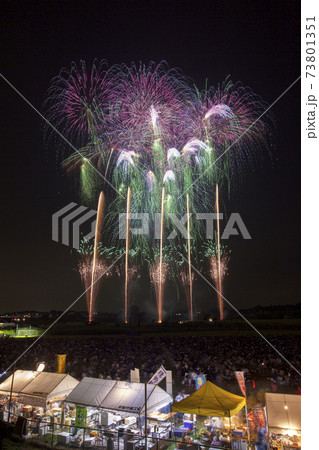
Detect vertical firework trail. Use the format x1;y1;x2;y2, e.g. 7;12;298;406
89;191;105;323
125;187;131;324
187;194;193;321
158;186;165;323
215;184;223;320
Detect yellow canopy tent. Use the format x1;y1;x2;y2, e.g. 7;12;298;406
171;381;245;417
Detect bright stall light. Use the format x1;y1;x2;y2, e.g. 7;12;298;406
37;362;45;372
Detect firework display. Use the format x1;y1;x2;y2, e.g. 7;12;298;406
89;191;105;323
77;239;113;318
215;184;223;320
205;241;230;320
46;60;272;322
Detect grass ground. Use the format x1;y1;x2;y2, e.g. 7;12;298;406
0;328;43;338
45;318;300;338
2;439;31;449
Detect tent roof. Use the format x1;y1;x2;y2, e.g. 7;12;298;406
0;370;79;400
171;381;245;417
65;377;173;415
265;393;301;435
0;370;38;394
66;378;117;408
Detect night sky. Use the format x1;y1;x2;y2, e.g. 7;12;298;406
0;0;300;316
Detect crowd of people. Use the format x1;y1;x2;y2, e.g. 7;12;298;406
161;334;301;392
0;333;300;395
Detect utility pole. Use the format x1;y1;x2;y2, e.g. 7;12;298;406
7;364;16;423
144;382;147;450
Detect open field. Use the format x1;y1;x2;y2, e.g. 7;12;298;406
45;318;301;338
0;328;43;338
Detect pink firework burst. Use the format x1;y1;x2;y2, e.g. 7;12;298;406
45;59;116;148
185;79;273;174
112;61;192;151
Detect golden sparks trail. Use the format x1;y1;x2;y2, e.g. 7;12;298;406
124;186;131;324
158;186;165;323
89;191;105;323
186;193;193;321
215;184;223;320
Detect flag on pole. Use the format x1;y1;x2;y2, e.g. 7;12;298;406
148;366;166;385
130;368;140;383
235;371;246;397
56;354;67;374
75;406;87;427
195;375;206;390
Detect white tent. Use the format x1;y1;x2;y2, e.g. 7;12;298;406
65;377;173;415
66;378;116;408
265;393;301;436
0;370;79;408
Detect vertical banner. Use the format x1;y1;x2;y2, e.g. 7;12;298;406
166;370;173;396
75;406;87;428
130;368;140;383
148;365;166;385
235;371;250;443
56;354;67;374
195;375;206;390
253;404;266;428
235;371;246;397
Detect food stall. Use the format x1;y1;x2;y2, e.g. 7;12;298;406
172;381;247;449
265;393;301;449
63;377;173;447
0;369;79;434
